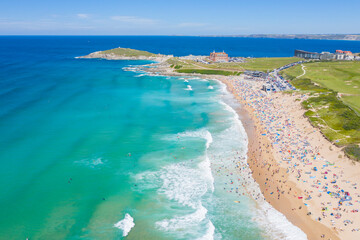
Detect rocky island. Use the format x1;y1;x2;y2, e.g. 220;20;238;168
76;47;173;62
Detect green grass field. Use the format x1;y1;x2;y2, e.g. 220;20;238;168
238;57;302;72
100;47;157;57
282;61;360;113
166;58;197;69
176;69;241;76
281;61;360;161
167;57;302;76
193;57;302;72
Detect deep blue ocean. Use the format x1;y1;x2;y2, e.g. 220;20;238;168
1;36;360;240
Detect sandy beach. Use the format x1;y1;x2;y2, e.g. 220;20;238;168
141;62;360;239
218;75;360;240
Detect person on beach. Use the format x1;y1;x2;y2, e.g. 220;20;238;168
222;76;359;239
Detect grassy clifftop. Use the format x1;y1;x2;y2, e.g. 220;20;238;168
281;61;360;161
238;57;302;72
282;61;360;113
167;56;302;76
100;47;157;57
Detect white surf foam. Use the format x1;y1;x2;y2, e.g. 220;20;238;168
135;159;214;239
134;73;146;77
154;127;216;238
132;170;161;191
208;86;214;90
74;157;105;168
122;66;140;73
197;221;215;240
174;128;214;191
176;128;213;149
92;157;104;166
217;93;307;240
185;85;193;91
254;201;308;240
158;163;208;209
156;204;208;231
114;213;135;237
199;79;209;82
198;155;215;192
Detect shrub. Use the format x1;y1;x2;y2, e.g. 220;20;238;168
344;144;360;161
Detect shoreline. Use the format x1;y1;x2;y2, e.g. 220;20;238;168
83;57;360;239
130;63;339;239
142;64;360;239
218;75;360;240
221;79;340;240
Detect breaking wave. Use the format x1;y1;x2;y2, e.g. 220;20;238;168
114;213;135;237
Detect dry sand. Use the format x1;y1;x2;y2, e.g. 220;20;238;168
218;75;360;240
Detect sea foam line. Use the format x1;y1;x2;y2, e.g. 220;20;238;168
176;128;213;149
156;205;208;231
155;161;214;238
185;85;193;91
218;84;307;240
154;128;215;238
175;128;214;191
197;221;215;240
114;213;135;237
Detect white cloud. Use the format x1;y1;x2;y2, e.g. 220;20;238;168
77;14;89;19
110;16;157;25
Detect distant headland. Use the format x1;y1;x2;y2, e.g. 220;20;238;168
76;47;173;61
203;34;360;41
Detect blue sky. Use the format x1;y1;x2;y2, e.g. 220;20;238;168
0;0;359;35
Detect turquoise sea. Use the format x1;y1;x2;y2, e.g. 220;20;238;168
1;36;359;239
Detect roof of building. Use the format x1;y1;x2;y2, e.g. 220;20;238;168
210;51;228;55
336;50;352;55
295;49;319;54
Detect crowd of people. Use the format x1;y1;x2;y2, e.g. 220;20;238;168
220;76;360;239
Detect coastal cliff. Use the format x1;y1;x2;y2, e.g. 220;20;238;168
76;47;172;62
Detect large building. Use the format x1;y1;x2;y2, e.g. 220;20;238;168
209;51;229;62
336;50;353;55
335;50;355;60
294;50;320;59
320;52;336;60
295;49;356;60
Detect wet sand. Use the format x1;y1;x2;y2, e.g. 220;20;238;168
233;91;340;240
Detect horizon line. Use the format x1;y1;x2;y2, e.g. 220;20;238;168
0;33;360;37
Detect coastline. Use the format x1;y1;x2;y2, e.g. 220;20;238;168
81;56;360;239
221;79;340;240
141;64;360;239
217;76;360;240
129;64;339;239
